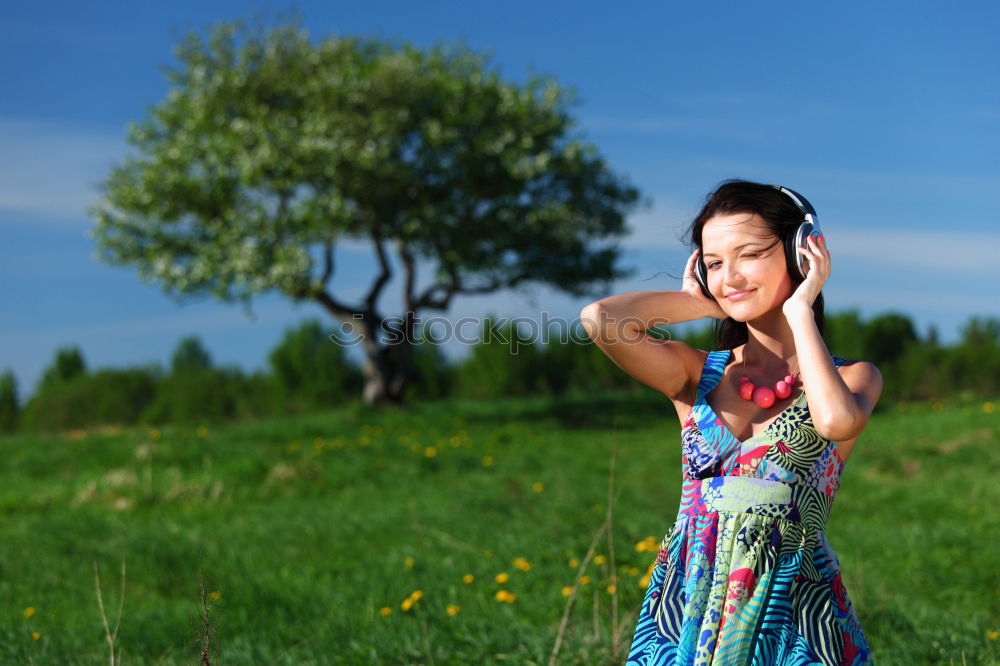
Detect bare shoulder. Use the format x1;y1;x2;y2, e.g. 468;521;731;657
664;341;709;401
832;358;884;461
665;344;710;424
836;358;884;399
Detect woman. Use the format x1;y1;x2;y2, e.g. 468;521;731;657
580;180;881;665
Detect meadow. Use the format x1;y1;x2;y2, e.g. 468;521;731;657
0;388;997;665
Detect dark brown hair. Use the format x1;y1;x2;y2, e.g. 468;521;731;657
684;179;826;351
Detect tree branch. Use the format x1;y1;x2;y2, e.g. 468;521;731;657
396;237;416;313
320;235;335;287
364;217;393;313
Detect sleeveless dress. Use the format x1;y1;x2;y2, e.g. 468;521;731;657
627;350;873;665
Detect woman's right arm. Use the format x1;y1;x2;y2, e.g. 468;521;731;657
579;249;726;400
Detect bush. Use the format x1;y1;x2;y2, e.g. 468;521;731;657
268;318;363;413
0;369;19;433
403;335;454;402
22;365;162;432
140;366;249;426
453;316;545;400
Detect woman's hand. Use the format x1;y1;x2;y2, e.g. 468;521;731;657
782;234;829;319
682;248;728;320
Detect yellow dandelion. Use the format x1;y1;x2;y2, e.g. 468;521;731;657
579;576;590;585
379;606;393;616
462;573;474;584
32;632;40;641
607;584;617;594
450;436;462;447
405;556;414;569
446;604;461;616
513;557;531;571
149;428;160;440
495;589;517;603
986;630;998;640
594;555;606;564
482;455;494;467
532;481;544;493
639;560;657;588
495;572;509;583
23;607;35;618
561;586;573;597
424;446;437;458
401;589;423;611
628;566;640;576
196;426;209;438
568;558;579;568
984;401;995;414
209;591;221;600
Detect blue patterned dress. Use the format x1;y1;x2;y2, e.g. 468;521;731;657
627;349;873;665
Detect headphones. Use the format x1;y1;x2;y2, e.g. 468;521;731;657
694;185;824;299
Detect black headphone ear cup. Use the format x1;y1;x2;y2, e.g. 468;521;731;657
784;225;802;280
784;221;818;280
695;252;712;298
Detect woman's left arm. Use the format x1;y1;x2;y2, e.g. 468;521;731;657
785;307;883;441
782;234;884;442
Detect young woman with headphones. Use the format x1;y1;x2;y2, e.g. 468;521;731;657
581;179;881;664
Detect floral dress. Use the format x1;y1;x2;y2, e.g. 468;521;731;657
627;349;873;665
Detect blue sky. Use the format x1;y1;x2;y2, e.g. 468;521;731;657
2;1;998;398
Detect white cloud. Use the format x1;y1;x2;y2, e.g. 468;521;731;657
0;299;300;348
620;192;1000;277
0;117;126;224
618;195;698;250
827;226;1000;274
829;283;995;313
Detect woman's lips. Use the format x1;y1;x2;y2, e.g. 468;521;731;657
726;289;755;301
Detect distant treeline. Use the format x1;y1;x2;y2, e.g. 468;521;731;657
0;310;997;433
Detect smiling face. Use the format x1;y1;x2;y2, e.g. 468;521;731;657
701;211;793;321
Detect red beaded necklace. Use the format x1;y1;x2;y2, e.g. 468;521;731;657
737;347;800;409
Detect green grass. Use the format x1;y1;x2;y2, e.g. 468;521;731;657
0;390;997;664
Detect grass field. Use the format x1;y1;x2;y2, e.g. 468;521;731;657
1;389;997;664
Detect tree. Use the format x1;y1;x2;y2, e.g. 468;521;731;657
171;335;213;373
268;318;361;410
38;346;87;393
862;312;919;367
959;316;1000;347
0;369;18;432
88;17;643;406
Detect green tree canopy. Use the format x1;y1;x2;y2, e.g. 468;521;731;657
89;17;644;405
38;346;87;393
0;369;19;432
268;318;361;409
171;335;213;373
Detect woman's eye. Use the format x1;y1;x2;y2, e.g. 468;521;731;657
742;253;757;258
707;261;720;270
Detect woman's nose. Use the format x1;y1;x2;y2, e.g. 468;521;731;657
724;264;745;285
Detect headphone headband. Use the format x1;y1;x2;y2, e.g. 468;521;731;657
694;183;824;299
771;185;818;221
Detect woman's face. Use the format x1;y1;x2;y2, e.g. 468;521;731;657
701;211;792;321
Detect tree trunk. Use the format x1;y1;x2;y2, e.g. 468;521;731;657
359;335;419;407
